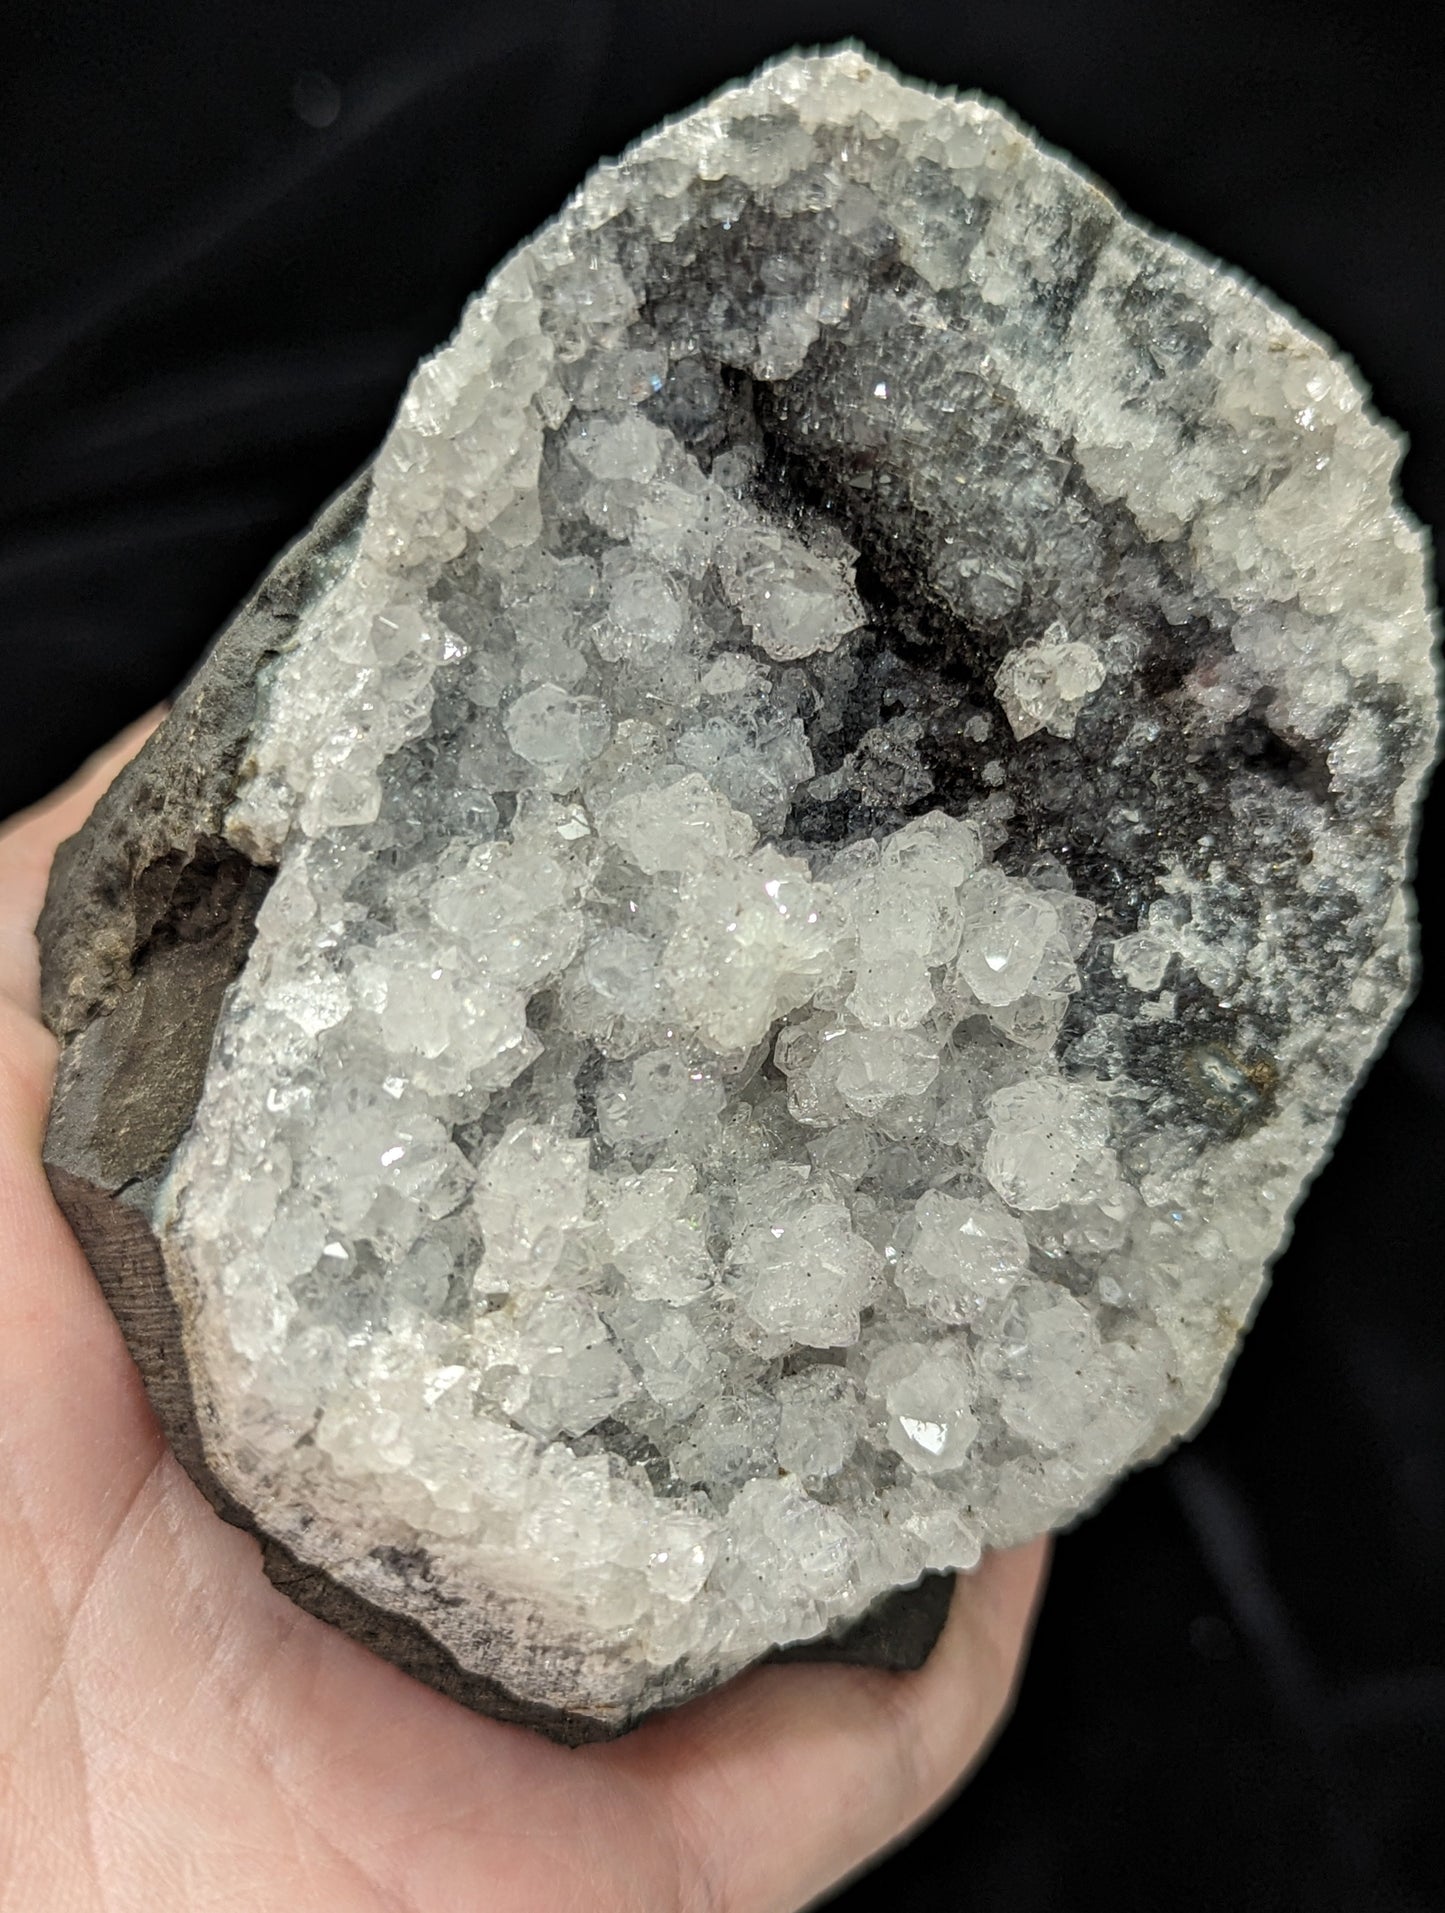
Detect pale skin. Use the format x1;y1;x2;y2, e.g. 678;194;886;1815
0;716;1049;1913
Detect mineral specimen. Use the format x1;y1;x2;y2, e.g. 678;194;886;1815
40;47;1440;1735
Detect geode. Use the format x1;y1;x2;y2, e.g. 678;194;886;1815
40;48;1440;1735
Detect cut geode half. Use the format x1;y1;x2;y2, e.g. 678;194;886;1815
40;47;1440;1734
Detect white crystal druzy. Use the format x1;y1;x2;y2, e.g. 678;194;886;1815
158;49;1438;1723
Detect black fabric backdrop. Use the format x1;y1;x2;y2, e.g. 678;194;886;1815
3;4;1440;1907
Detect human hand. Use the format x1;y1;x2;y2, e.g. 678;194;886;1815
0;719;1049;1913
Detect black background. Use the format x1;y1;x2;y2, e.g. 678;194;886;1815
3;4;1441;1908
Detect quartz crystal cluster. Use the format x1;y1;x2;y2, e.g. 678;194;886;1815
154;49;1438;1722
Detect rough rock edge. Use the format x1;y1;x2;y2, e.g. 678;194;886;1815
37;469;954;1744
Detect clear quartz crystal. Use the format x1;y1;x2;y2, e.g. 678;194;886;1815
158;47;1438;1722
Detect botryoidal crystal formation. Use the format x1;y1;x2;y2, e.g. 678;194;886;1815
75;51;1442;1723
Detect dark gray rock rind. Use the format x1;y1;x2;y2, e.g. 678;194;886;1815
40;471;371;1036
38;468;953;1741
769;1569;957;1671
40;471;372;1215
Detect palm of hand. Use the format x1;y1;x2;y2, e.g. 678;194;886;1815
0;721;1047;1913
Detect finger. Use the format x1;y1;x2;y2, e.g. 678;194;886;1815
603;1537;1050;1913
0;707;164;1019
